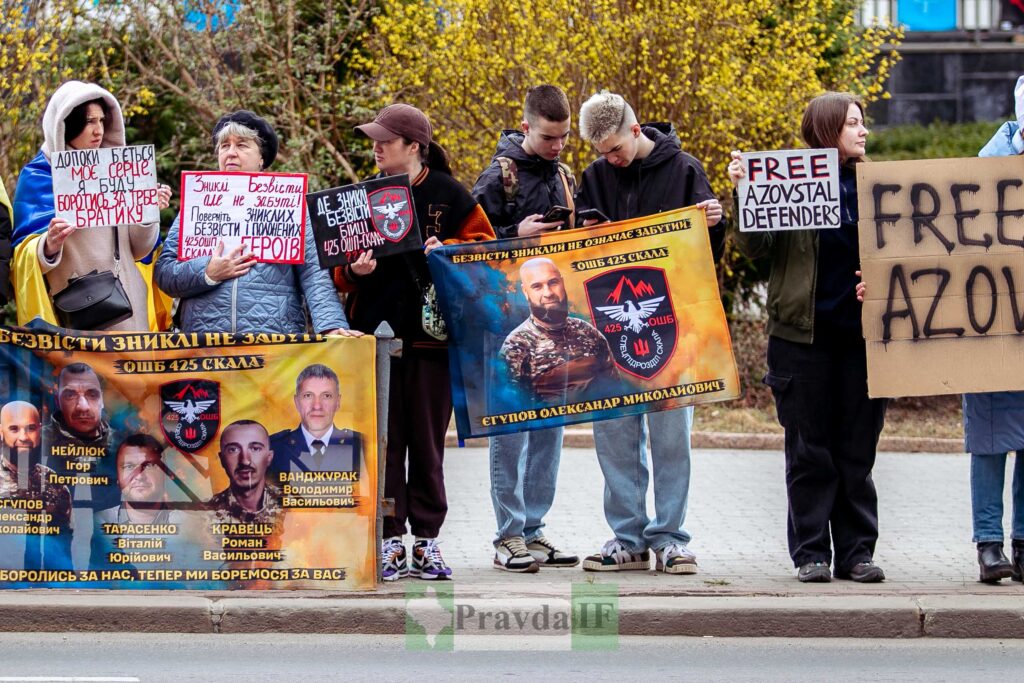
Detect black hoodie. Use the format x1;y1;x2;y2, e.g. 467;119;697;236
471;130;573;239
575;123;725;262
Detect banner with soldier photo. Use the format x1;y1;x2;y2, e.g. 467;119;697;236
0;324;378;590
430;207;740;439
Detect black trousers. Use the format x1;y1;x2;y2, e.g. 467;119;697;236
383;352;452;539
765;334;888;571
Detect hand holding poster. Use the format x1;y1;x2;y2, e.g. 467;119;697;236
52;145;159;228
306;175;422;269
178;171;308;264
737;149;840;232
430;207;740;439
857;155;1024;397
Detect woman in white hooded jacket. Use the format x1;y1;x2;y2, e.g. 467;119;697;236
12;80;170;331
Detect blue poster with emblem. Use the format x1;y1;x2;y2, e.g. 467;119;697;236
429;207;740;439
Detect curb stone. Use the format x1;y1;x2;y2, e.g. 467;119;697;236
445;429;963;453
2;593;1023;637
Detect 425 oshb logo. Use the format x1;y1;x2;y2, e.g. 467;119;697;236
160;379;220;453
585;267;678;380
369;186;415;242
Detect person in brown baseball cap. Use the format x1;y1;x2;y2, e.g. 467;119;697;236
355;103;453;175
341;103;495;581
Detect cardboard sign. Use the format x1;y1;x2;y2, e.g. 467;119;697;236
52;145;160;228
857;155;1024;397
178;171;308;264
430;207;740;439
306;175;422;269
737;149;840;232
0;327;379;590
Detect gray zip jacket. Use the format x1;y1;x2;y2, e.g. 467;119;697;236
154;214;347;334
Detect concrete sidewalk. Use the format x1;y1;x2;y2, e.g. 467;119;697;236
4;446;1024;637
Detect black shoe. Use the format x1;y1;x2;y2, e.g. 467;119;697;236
797;561;831;583
841;561;886;583
1012;540;1024;582
977;542;1013;583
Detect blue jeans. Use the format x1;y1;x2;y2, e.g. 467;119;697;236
971;451;1024;543
592;407;693;553
489;426;564;542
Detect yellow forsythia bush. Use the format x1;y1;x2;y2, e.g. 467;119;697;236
366;0;901;195
0;0;77;187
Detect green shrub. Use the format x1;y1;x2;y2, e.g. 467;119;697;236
869;120;1005;161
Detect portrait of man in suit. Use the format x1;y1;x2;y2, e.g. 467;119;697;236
269;364;362;476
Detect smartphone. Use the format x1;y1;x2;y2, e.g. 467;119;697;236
576;208;610;226
541;205;572;224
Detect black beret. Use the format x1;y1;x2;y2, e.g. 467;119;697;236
211;110;279;169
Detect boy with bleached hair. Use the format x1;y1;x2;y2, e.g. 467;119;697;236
575;90;725;576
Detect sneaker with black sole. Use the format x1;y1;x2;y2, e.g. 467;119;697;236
494;536;540;573
838;561;885;583
527;536;579;568
381;537;408;582
582;538;650;572
410;538;452;580
655;543;698;574
797;561;832;583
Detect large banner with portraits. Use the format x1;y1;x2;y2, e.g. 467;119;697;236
430;207;740;439
0;325;377;590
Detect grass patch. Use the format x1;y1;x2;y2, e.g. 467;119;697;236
696;396;963;440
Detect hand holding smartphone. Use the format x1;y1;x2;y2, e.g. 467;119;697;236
576;208;610;226
541;205;573;224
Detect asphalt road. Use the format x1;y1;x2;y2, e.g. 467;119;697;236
0;633;1021;681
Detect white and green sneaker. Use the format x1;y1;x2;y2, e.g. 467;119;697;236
582;538;650;572
655;543;698;574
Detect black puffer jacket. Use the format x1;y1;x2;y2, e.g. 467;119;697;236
471;130;573;238
575;123;725;262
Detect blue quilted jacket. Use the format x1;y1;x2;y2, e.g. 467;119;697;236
154;213;347;334
963;121;1024;455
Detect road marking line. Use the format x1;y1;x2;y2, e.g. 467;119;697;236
0;678;140;682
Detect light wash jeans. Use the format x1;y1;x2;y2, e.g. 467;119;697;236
489;426;564;542
971;450;1024;543
592;407;693;553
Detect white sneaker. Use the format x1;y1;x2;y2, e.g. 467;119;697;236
582;538;651;572
494;536;540;573
381;536;408;581
527;535;579;567
655;543;698;574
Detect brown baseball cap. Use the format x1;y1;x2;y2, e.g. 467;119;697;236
355;104;432;148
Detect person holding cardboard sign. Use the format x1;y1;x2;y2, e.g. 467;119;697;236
960;75;1024;584
11;81;172;331
731;92;888;584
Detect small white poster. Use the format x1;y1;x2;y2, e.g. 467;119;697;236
178;171;308;264
737;148;841;232
52;144;160;229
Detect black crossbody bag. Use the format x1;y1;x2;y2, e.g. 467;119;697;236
51;226;133;330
